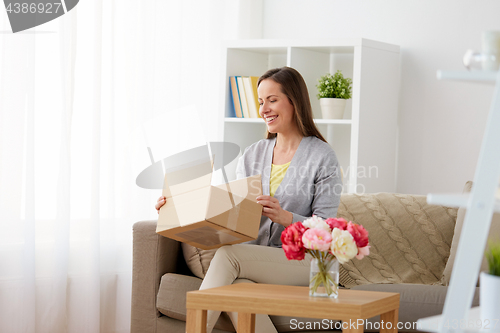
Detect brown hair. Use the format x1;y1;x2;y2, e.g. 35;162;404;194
258;67;326;142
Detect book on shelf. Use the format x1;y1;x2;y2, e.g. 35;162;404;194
236;77;251;118
242;77;260;118
229;77;242;118
228;76;261;118
250;76;261;118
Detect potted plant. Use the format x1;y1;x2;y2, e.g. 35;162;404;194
480;241;500;323
316;70;353;119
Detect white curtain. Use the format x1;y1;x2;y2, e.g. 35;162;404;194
0;1;258;332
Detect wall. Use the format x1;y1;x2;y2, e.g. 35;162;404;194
262;0;500;194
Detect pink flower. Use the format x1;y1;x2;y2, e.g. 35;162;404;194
356;245;371;259
302;228;332;252
281;222;307;260
325;217;348;231
347;222;369;248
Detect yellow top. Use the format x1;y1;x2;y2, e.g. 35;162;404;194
269;161;291;197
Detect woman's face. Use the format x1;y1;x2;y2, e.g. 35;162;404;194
257;79;296;135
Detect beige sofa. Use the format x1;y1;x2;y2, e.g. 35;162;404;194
131;186;494;333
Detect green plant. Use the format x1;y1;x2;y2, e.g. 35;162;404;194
316;70;353;100
486;241;500;276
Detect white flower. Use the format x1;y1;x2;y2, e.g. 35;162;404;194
330;229;358;264
302;215;331;232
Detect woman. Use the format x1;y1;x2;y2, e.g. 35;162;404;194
155;67;342;333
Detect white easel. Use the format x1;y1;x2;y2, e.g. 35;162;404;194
418;70;500;333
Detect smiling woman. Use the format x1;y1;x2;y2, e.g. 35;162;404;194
258;67;327;143
258;79;297;136
153;67;342;333
199;67;343;333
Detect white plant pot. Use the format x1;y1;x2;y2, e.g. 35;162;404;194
480;272;500;330
320;98;347;119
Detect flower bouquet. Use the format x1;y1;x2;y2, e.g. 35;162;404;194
281;216;370;298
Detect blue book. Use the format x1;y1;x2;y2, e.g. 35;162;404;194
229;76;243;118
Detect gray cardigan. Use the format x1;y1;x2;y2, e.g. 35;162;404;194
236;136;342;247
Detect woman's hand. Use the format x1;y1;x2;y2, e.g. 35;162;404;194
155;196;166;214
256;195;293;227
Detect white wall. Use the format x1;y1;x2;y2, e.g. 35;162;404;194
262;0;500;195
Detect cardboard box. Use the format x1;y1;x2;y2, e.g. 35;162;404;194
156;158;262;250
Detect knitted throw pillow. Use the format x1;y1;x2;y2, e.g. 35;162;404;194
337;192;457;288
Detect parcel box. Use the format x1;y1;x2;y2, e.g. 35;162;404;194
156;158;262;250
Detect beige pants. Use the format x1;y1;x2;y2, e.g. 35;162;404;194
199;244;311;333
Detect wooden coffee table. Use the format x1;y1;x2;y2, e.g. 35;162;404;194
186;283;400;333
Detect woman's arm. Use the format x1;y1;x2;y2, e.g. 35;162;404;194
310;151;343;219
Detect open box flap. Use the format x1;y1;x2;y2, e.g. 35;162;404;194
158;154;213;232
212;174;262;203
162;156;213;199
206;175;262;237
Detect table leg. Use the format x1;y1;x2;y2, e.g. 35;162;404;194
237;312;255;333
186;308;207;333
380;308;399;333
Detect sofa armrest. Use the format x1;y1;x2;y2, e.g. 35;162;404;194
131;220;181;333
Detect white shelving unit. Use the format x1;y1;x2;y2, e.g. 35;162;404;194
218;39;400;193
417;70;500;333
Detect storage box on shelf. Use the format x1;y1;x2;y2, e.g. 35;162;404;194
219;39;400;193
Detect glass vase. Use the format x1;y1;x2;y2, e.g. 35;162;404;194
309;256;339;298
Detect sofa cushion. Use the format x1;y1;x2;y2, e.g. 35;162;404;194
351;284;479;332
157;273;236;332
181;243;217;279
337;193;457;287
441;181;500;286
